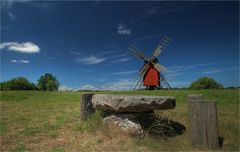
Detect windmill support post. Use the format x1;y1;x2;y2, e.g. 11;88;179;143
187;94;219;149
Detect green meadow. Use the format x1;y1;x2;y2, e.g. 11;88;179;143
0;90;239;151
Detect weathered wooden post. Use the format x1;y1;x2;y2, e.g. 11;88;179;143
80;94;95;120
187;94;219;149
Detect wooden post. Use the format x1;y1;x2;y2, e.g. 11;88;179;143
187;94;219;149
80;94;95;120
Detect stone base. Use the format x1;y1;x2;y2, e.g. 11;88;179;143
103;115;144;137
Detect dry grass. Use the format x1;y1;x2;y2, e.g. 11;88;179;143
0;90;239;151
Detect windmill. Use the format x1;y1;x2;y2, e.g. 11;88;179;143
129;36;172;90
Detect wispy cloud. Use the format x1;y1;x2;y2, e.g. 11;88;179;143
117;24;131;35
201;70;223;74
102;79;134;91
47;56;55;60
76;55;106;65
107;53;128;60
11;59;30;63
131;35;159;42
114;70;137;75
164;62;237;80
99;78;106;82
201;66;239;74
115;58;131;62
2;1;55;21
0;42;40;53
73;51;128;65
129;3;195;25
1;0;31;9
98;51;120;57
72;69;94;72
8;12;16;20
69;51;84;56
80;84;98;90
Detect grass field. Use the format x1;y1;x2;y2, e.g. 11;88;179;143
0;90;239;151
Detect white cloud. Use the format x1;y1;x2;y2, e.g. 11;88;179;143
80;85;98;90
10;59;30;63
59;79;135;91
19;59;29;63
0;42;40;53
11;60;17;63
58;85;74;91
114;70;137;75
117;24;131;35
76;55;106;64
102;79;134;91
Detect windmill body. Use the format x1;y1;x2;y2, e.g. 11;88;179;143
143;63;160;87
129;36;172;90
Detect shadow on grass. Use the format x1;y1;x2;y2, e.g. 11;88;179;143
138;112;186;138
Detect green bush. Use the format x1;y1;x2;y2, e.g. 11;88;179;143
0;77;36;90
189;77;223;90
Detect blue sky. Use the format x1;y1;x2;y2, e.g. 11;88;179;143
1;1;239;90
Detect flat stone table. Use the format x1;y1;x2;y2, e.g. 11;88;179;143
91;94;176;112
81;94;176;136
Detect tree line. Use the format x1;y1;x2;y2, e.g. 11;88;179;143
0;75;232;91
0;73;60;91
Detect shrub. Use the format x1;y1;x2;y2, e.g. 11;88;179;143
0;77;36;90
189;77;223;90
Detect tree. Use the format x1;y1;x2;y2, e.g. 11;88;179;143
0;77;36;90
46;80;58;91
37;73;59;91
189;77;223;90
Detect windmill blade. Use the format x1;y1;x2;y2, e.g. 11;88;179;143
134;63;149;85
128;45;147;61
152;36;172;58
153;62;166;72
133;64;149;90
139;64;150;76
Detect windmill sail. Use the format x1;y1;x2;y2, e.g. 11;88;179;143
152;36;172;58
153;63;166;72
128;46;147;61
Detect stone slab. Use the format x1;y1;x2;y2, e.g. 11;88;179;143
92;94;176;112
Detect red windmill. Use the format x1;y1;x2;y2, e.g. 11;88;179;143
129;36;172;90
